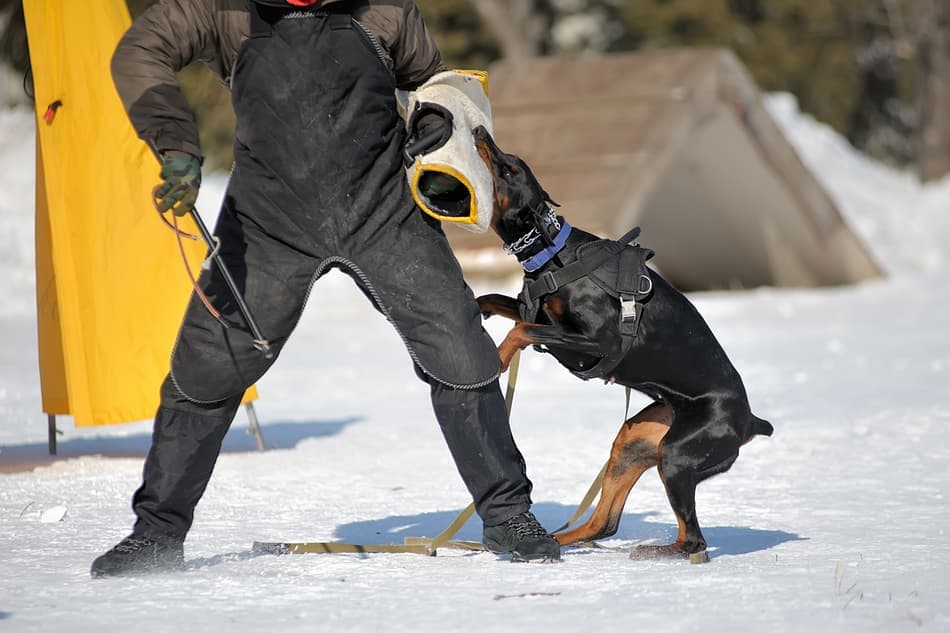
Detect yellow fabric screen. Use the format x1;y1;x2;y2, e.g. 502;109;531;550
25;0;257;427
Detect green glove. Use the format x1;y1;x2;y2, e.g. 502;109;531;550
155;150;201;216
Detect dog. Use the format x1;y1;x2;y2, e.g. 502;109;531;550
472;126;773;560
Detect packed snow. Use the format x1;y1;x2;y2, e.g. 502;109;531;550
1;93;949;632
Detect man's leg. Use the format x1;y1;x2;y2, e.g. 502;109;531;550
91;195;320;577
132;378;243;541
349;206;560;560
429;378;530;525
429;378;559;561
89;380;241;578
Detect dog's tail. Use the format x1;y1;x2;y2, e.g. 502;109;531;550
754;416;774;437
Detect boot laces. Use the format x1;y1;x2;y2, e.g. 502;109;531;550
507;512;548;539
113;535;156;554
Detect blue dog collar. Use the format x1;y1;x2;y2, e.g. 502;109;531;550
522;221;573;272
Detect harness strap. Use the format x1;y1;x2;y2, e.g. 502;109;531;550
521;230;654;381
617;225;641;245
522;242;617;307
617;246;654;339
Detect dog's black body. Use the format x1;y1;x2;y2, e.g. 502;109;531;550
473;127;773;558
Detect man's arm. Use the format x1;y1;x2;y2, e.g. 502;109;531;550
391;2;449;91
111;0;218;160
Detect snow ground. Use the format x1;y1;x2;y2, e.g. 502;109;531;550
1;95;949;632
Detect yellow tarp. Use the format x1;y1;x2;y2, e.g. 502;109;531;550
25;0;256;427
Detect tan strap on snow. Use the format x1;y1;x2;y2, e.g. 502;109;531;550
254;351;523;556
553;387;631;534
422;348;521;552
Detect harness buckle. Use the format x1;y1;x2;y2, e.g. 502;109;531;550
541;271;559;294
620;296;637;321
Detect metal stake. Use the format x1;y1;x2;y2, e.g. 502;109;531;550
47;414;57;455
187;208;273;359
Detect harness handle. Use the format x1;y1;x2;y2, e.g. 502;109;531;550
618;225;642;245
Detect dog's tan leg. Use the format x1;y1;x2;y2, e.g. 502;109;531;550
631;439;710;562
497;323;535;371
555;402;671;546
476;294;521;321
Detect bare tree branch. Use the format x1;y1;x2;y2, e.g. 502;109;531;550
470;0;546;62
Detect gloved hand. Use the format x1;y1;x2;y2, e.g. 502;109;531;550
155;150;201;216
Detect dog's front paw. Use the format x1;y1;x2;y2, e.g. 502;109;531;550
475;296;495;320
476;293;521;321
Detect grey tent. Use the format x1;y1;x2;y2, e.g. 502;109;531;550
444;48;882;290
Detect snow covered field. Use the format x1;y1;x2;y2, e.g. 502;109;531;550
1;95;949;632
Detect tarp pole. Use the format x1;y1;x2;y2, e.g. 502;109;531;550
243;403;265;452
47;414;57;455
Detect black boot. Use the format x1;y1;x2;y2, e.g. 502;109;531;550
90;534;184;578
483;511;561;562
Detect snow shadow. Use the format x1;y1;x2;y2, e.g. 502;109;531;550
328;501;802;559
0;417;361;473
698;525;807;557
183;503;803;569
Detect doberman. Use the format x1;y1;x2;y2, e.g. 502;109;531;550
472;126;773;561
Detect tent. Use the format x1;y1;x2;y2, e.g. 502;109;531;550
448;48;883;290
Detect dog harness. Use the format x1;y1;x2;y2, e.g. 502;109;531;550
518;226;656;381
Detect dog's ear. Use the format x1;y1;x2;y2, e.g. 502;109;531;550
544;189;560;208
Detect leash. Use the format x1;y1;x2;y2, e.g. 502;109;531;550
254;361;642;557
154;189;224;323
253;360;642;557
153;187;273;359
410;348;523;553
552;387;631;534
253;349;523;557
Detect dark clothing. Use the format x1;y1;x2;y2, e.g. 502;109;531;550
135;377;531;538
118;2;533;539
112;0;445;160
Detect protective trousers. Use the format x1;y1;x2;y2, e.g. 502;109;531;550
132;5;532;541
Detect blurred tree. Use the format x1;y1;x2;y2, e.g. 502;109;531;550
415;0;500;68
175;66;234;171
127;0;151;17
128;0;234;170
615;0;919;167
464;0;546;61
546;0;625;55
905;0;950;181
0;0;27;70
444;0;624;60
1;0;945;177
